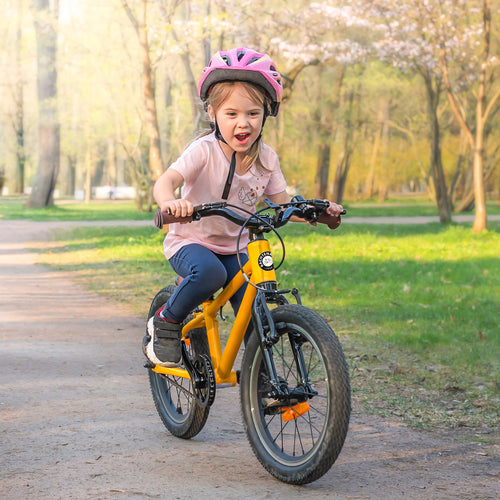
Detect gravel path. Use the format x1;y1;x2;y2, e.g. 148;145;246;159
0;219;498;499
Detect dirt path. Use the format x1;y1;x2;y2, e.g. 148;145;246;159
0;220;498;500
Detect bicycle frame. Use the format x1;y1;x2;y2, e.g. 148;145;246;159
152;236;276;386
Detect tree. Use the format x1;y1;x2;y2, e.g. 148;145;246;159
370;0;454;222
121;0;164;181
157;0;211;133
27;0;60;208
12;0;26;194
370;0;499;228
264;1;377;199
439;0;499;232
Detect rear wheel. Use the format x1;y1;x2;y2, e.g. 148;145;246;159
147;285;210;439
240;304;350;484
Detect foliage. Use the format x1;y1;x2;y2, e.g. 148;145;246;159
0;0;498;213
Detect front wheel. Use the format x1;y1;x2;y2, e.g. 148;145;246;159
240;304;350;484
147;285;210;439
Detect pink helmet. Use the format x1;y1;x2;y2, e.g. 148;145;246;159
198;48;283;116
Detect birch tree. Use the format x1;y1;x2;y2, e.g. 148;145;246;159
370;0;499;229
438;0;499;232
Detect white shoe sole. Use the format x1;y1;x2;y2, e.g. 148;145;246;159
145;317;181;368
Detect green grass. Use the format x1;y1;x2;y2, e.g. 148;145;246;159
32;219;500;439
276;222;499;435
0;198;153;221
345;200;500;217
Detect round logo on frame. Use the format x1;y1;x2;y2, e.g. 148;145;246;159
258;251;274;271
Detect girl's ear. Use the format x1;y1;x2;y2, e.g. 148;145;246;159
207;104;215;122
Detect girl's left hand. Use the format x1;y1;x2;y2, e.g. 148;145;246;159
325;201;344;217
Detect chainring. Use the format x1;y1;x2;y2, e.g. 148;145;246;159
192;353;216;408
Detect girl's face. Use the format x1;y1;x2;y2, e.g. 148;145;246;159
208;82;265;155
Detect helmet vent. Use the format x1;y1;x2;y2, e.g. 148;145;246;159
222;55;231;66
247;56;260;65
237;50;245;61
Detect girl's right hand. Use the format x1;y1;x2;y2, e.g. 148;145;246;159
160;199;194;219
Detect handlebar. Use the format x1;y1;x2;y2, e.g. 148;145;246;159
154;197;346;232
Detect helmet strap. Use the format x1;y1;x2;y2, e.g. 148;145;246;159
211;120;227;145
221;151;237;200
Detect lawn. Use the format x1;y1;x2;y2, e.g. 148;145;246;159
0;198;152;221
30;213;499;439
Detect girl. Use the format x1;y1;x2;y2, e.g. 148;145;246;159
144;47;344;367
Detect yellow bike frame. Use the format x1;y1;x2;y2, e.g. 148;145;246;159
152;238;277;386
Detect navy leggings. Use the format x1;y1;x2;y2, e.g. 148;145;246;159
163;243;248;323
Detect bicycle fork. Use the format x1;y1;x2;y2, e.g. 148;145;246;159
251;290;316;405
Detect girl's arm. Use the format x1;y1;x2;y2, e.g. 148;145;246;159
267;190;344;219
153;168;194;217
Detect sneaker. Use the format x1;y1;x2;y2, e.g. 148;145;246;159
144;306;182;367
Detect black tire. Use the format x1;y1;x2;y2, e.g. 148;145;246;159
147;285;210;439
240;304;350;484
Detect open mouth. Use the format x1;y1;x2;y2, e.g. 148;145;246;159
235;133;250;144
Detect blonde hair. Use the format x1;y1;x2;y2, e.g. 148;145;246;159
206;81;271;173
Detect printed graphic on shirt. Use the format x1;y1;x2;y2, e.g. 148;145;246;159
239;186;260;206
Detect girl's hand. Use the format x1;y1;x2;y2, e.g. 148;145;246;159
160;198;194;219
324;201;344;217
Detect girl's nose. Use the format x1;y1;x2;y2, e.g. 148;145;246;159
237;114;249;128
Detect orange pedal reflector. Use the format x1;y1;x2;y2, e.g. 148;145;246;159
184;338;191;347
280;402;310;422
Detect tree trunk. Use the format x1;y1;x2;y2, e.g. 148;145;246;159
64;154;76;197
439;1;498;231
139;4;162;180
378;102;390;202
333;88;357;204
121;0;163;181
313;66;344;200
456;165;495;212
365;106;383;199
315;144;330;199
422;71;451;223
27;0;60;208
84;147;93;204
333;150;351;204
14;0;26;194
472;0;490;232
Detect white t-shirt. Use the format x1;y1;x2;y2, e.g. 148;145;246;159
163;133;287;259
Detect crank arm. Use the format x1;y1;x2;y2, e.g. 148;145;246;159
180;341;203;389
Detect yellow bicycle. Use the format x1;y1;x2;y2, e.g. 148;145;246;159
146;196;350;485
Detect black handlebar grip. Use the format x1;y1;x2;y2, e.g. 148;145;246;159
154;209;193;229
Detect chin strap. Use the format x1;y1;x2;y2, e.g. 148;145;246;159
211;120;226;144
222;151;237;200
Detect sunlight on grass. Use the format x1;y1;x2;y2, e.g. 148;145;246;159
34;220;499;436
0;199;153;221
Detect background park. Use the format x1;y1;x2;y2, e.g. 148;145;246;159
0;1;499;497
